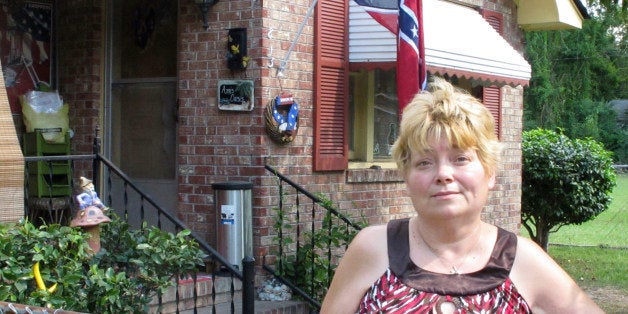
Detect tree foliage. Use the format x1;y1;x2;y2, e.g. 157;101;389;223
523;0;628;163
522;129;616;250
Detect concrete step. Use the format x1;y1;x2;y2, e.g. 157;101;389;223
150;274;311;314
186;300;311;314
149;274;240;313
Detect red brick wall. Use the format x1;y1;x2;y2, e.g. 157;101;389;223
177;0;266;250
176;0;526;267
484;85;524;231
56;1;105;179
481;0;526;232
54;0;526;269
484;0;526;51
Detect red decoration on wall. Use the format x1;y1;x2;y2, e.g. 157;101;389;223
0;1;53;114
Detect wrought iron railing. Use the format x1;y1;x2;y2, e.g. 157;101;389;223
23;152;255;314
20;143;364;313
263;165;364;311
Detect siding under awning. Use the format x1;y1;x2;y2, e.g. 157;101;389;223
349;0;532;86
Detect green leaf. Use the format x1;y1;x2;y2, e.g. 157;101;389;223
14;281;27;293
136;243;151;250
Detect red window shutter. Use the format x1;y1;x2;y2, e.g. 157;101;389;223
481;9;502;139
481;9;503;34
482;86;501;138
313;0;349;171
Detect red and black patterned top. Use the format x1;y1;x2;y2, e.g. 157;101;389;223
357;218;532;313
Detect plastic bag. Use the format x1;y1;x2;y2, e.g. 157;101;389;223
20;91;69;144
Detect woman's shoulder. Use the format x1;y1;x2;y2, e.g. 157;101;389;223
341;223;391;275
358;222;388;235
320;223;391;313
513;235;546;259
510;235;556;274
349;224;388;257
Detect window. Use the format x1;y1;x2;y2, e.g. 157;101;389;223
315;2;507;171
349;69;498;166
349;68;399;165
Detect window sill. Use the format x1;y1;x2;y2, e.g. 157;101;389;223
346;162;403;183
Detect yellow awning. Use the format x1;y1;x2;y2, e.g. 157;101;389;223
517;0;588;31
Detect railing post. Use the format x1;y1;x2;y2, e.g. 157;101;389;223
92;126;101;192
242;256;255;314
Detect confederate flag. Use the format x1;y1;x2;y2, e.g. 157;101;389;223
354;0;426;114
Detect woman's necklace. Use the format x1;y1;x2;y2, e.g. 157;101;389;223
415;222;483;275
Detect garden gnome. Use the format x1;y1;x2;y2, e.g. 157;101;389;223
71;177;110;253
76;176;107;211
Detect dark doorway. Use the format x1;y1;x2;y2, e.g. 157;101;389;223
107;0;178;225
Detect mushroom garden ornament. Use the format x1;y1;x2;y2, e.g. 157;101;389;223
71;177;111;253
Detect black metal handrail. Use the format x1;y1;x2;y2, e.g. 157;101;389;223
263;164;364;311
265;165;363;230
96;153;242;275
23;152;255;314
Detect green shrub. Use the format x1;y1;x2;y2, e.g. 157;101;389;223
522;128;616;250
0;213;206;313
0;221;91;309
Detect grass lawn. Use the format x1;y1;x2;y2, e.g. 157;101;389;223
521;173;627;312
548;245;627;289
549;245;628;313
542;173;628;248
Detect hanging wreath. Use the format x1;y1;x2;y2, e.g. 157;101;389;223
265;94;299;144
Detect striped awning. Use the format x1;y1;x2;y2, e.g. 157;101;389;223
349;0;531;86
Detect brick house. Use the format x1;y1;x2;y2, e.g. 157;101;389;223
2;0;586;269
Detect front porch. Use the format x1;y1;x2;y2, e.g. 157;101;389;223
2;140;357;313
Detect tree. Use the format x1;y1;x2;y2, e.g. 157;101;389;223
521;129;616;250
523;0;628;163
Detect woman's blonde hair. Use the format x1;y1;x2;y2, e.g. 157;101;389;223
391;77;502;177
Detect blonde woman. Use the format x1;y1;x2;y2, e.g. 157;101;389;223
321;78;601;313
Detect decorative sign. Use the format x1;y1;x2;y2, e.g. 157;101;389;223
218;80;254;111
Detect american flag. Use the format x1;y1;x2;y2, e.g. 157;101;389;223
354;0;426;114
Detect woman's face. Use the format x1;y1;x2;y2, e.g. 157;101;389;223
405;137;495;220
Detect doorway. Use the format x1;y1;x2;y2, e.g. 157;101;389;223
106;0;178;222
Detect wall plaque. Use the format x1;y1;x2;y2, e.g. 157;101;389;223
218;80;254;111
